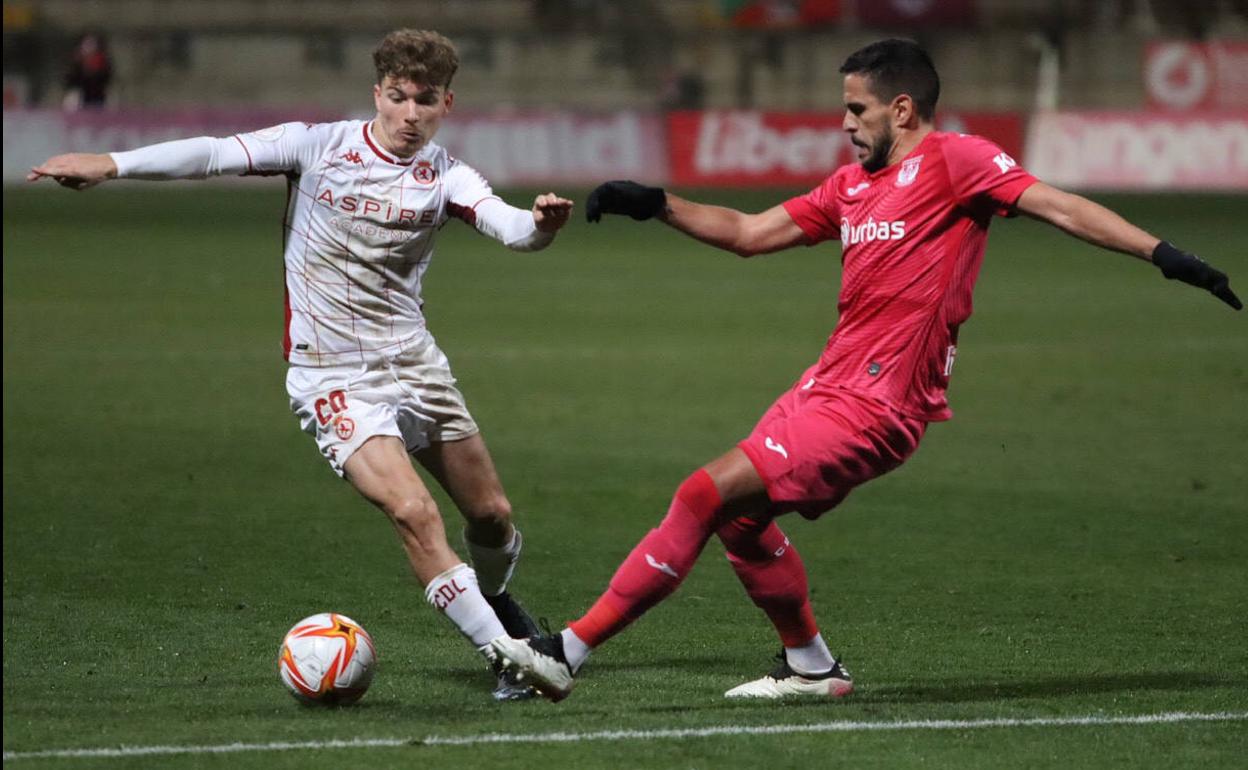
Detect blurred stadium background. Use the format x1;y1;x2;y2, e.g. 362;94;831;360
4;2;1247;766
4;0;1247;190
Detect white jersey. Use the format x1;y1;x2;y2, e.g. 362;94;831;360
112;119;553;367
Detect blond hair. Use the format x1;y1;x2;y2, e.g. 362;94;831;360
372;29;458;88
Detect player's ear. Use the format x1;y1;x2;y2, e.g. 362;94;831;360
891;94;915;128
443;89;454;113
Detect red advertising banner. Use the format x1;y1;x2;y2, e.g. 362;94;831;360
1144;41;1248;111
667;110;1023;187
1025;111;1248;190
723;0;841;28
856;0;975;27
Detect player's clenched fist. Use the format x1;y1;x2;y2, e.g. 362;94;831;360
27;153;118;191
532;193;574;233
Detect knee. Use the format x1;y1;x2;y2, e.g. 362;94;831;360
464;493;512;529
718;517;788;562
388;496;442;540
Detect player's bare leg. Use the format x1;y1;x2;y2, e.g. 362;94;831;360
415;434;539;636
345;436;509;666
416;434;540;700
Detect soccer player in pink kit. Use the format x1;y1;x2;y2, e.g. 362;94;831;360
28;30;575;701
493;39;1240;701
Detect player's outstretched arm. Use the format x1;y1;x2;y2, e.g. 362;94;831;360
585;180;806;257
27;153;118;191
1015;182;1241;310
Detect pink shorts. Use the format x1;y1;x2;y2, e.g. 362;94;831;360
738;371;926;519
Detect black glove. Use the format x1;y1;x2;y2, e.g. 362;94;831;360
586;181;666;223
1152;241;1241;310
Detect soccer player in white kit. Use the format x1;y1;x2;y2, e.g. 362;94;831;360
27;29;575;701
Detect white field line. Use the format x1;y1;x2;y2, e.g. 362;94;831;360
3;711;1245;762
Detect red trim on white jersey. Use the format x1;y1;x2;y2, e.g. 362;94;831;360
233;135;255;175
281;176;295;360
363;122;415;167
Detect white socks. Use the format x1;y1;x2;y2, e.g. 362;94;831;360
560;628;591;673
785;633;836;676
464;527;522;596
424;563;507;655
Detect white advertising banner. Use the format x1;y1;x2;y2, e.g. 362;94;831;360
1025;111;1248;191
2;109;667;186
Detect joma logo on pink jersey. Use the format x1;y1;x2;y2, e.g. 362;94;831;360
316;189;436;225
840;217;906;245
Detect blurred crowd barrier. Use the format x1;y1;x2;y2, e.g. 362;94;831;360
6;105;1246;191
5;1;1246;190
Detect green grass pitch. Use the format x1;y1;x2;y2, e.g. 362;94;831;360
3;186;1246;768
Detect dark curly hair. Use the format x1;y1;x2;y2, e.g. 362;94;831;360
372;29;459;88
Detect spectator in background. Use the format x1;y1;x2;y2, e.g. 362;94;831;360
63;33;112;110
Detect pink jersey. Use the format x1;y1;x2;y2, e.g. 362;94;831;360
782;131;1036;421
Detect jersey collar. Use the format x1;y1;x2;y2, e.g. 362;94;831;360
866;130;937;180
364;121;416;166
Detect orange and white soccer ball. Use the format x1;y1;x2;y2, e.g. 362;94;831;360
278;612;377;704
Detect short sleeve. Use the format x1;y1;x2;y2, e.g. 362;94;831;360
942;134;1037;217
781;174;842;244
232;122;324;176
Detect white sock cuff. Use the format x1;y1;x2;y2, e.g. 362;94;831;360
424;563;507;650
423;563;475;606
785;632;835;676
560;628;591;674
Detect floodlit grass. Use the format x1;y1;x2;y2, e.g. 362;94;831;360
4;186;1246;768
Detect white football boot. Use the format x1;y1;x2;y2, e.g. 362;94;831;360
725;651;854;699
491;633;576;702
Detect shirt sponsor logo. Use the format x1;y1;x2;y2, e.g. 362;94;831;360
316;188;438;227
896;155;923;187
840;216;907;245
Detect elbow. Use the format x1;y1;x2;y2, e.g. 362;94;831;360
728;236;762;258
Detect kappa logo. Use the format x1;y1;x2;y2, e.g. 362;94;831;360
645;554;679;578
846;181;870;196
341;150;363;165
764;437;789;459
896;155;923;187
992;152;1017;174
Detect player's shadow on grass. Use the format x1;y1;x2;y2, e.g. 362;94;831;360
860;672;1239;704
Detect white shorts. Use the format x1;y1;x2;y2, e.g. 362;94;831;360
286;336;479;477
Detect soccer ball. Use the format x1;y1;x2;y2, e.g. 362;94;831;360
278;612;377;705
